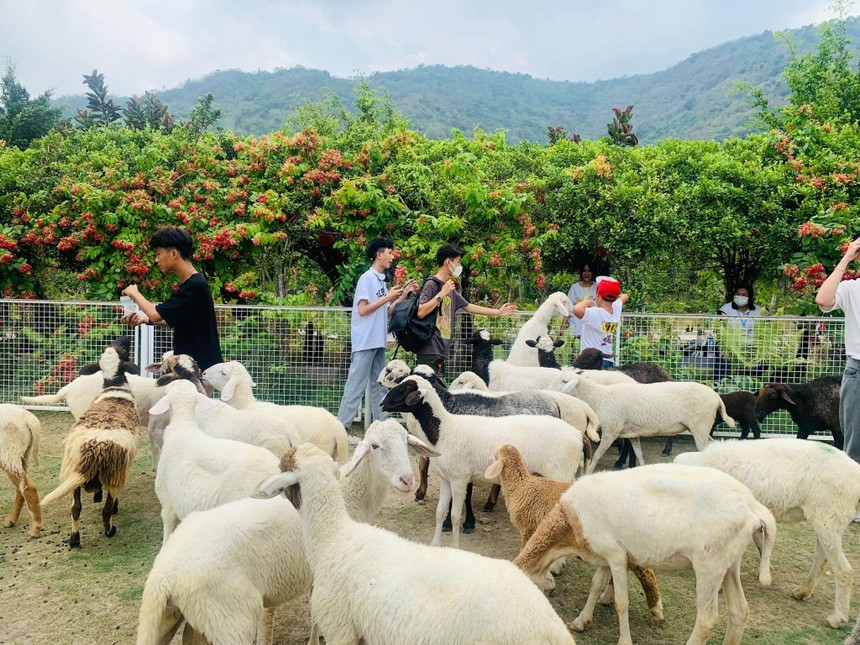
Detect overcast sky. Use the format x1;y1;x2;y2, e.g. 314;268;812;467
0;0;848;98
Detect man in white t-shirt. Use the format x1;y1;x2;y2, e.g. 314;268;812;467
816;237;860;468
572;276;628;368
336;238;416;438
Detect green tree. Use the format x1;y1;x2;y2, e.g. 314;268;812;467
123;91;175;132
0;63;63;149
74;69;122;129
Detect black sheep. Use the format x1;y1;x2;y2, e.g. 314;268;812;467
756;376;843;448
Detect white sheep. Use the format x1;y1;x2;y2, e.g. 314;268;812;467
0;404;42;538
194;399;300;459
506;291;574;367
560;371;732;472
675;438;860;628
381;374;585;548
514;463;775;645
255;443;576;645
40;347;140;547
136;419;439;645
147;379;282;542
201;361;348;463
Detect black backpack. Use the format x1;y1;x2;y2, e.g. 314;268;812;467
388;276;444;352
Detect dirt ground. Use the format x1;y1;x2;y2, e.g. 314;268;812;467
1;411;859;644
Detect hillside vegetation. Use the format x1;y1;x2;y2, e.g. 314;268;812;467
55;18;860;143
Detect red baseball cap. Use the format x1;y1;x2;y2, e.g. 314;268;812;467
596;276;621;300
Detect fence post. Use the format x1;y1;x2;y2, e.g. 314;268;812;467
138;324;156;377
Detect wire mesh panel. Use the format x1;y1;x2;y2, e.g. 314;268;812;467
2;299;847;441
617;314;845;437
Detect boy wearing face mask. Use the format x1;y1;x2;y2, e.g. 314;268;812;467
413;243;518;378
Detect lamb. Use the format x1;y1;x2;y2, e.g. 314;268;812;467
487;444;664;626
136;420;438;645
381;374;585;548
560;371;732;472
147;379;282;542
39;346;140;547
506;291;574;366
201;361;348;463
756;376;843;448
254;443;576;645
514;463;775;645
675;438;860;628
0;404;42;538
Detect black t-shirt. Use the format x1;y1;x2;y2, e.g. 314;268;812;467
155;273;223;370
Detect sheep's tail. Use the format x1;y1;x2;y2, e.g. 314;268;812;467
717;397;735;429
333;427;349;464
580;434;593;474
136;576;184;645
40;472;87;508
753;503;777;587
21;382;74;406
583;411;600;444
24;415;41;468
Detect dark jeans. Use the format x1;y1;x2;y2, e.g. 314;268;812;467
415;354;446;383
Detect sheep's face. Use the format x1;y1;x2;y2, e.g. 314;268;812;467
755;384;795;421
448;371;486;391
527;335;564;354
155;354;204;392
347;419;425;493
378;360;411;388
380;377;429;413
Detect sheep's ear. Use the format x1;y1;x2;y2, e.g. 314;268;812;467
407;433;440;457
145;362;163;374
525;339;537;348
253;472;300;500
78;363;100;376
485;459;504;479
121;361;141;375
220;376;240;401
404;390;425;406
492;338;504;346
196;393;218;410
343;442;372;477
156;373;180;387
777;388;797;406
554;339;565;348
560;375;579;394
148;395;171;416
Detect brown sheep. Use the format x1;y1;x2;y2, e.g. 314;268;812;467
40;346;140;548
487;443;664;626
0;404;42;538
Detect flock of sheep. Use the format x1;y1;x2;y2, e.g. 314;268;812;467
2;291;860;644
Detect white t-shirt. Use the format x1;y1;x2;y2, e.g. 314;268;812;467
566;282;597;337
717;303;761;335
820;279;860;359
579;300;623;361
350;267;389;352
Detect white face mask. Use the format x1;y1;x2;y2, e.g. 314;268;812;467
450;262;463;278
733;295;749;307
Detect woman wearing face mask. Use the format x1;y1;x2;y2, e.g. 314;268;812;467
717;285;761;334
558;262;597;348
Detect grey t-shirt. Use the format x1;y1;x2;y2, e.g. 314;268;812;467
416;277;469;357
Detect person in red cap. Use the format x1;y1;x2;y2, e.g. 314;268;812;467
572;275;628;367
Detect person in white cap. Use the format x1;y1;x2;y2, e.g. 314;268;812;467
572;275;628;368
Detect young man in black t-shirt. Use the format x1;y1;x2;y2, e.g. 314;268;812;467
121;227;223;371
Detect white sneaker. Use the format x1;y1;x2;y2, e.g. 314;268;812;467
348;435;361;446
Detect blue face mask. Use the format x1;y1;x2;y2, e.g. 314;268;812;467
734;295;749;307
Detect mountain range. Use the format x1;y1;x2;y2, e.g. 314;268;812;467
57;18;860;144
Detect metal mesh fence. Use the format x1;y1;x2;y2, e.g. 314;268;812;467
2;300;846;439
